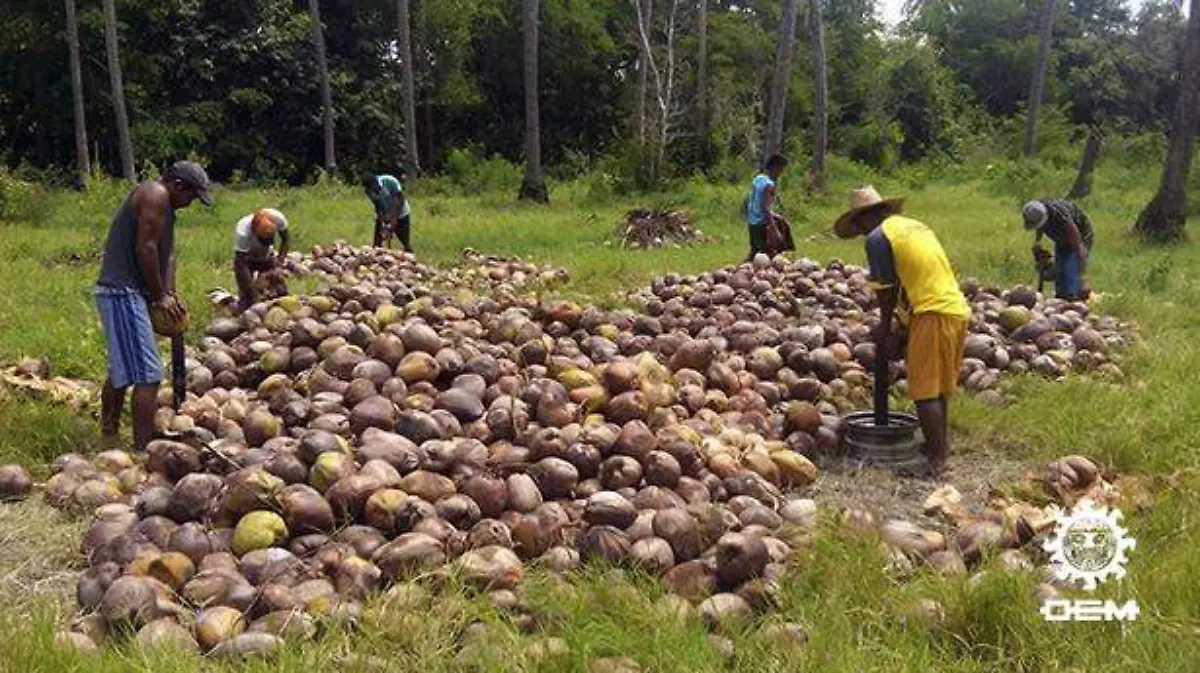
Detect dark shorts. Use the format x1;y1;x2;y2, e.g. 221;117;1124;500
94;286;162;389
747;224;768;259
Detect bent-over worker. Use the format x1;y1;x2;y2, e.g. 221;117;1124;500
234;208;290;311
834;186;969;477
362;172;411;252
95;160;211;451
1022;198;1094;300
744;154;793;261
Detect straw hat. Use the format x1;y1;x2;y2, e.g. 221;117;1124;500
833;186;905;239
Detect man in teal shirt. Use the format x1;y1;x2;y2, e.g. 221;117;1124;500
361;172;412;251
744;154;790;261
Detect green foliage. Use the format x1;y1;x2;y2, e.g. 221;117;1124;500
0;0;1191;194
0;169;51;225
443;146;523;194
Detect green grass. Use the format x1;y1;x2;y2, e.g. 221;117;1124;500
0;158;1198;671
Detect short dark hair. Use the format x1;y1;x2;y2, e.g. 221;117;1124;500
764;154;788;172
360;172;377;189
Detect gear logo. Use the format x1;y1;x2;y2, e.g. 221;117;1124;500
1042;499;1136;591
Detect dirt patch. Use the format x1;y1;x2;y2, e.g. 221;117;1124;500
809;446;1028;532
0;497;85;617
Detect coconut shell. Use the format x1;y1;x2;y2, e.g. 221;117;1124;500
372;533;446;580
579;525;631;563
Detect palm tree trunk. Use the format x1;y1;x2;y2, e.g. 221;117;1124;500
101;0;135;181
1023;0;1057;157
309;0;337;175
65;0;90;188
808;0;828;193
697;0;708;149
519;0;548;203
764;0;799;161
1067;131;1103;199
634;0;653;145
1134;0;1200;242
396;0;420;174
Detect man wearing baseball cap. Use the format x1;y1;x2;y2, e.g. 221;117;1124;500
233;208;291;312
1022;198;1094;300
94;160;211;451
834;186;969;477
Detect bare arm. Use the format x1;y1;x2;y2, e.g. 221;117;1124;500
278;229;290;259
133;185;170;302
762;184;776;221
875;286;900;352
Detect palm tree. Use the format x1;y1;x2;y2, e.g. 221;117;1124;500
697;0;708;148
65;0;90;188
1023;0;1058;157
764;0;799;160
519;0;548;202
808;0;828;192
101;0;135;180
1134;0;1200;242
309;0;336;174
396;0;420;174
635;0;654;144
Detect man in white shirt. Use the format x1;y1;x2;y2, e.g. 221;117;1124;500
233;208;290;311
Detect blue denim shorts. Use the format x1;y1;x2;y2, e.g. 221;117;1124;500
1055;249;1084;299
94;286;163;389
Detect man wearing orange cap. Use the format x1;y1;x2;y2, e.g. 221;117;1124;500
834;186;969;477
233;208;290;312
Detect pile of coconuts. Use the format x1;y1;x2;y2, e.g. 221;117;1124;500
30;248;1134;658
280;242;569;300
629;255;1136;406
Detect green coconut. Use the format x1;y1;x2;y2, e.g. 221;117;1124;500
998;306;1033;332
232;511;289;556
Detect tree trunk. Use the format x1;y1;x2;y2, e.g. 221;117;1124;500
1023;0;1057;157
309;0;337;175
65;0;90;189
764;0;799;161
1067;131;1103;199
1134;0;1200;242
396;0;420;174
807;0;828;193
519;0;548;203
634;0;653;144
101;0;135;181
697;0;708;150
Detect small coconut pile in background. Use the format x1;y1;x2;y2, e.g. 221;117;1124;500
0;246;1142;661
613;209;708;250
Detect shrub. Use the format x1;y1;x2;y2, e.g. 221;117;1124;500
0;169;52;225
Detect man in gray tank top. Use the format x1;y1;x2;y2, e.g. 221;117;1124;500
95;160;211;451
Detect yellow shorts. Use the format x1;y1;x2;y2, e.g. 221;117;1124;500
906;313;967;402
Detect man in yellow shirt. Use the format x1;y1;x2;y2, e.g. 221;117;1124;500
834;186;970;476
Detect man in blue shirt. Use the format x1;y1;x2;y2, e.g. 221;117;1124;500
362;172;412;252
744;154;789;261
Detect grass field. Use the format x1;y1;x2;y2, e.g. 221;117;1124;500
0;153;1198;671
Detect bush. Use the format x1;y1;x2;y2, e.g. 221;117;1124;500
444;147;523;194
0;169;52;225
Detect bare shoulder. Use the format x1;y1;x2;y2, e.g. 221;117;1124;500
132;181;170;211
